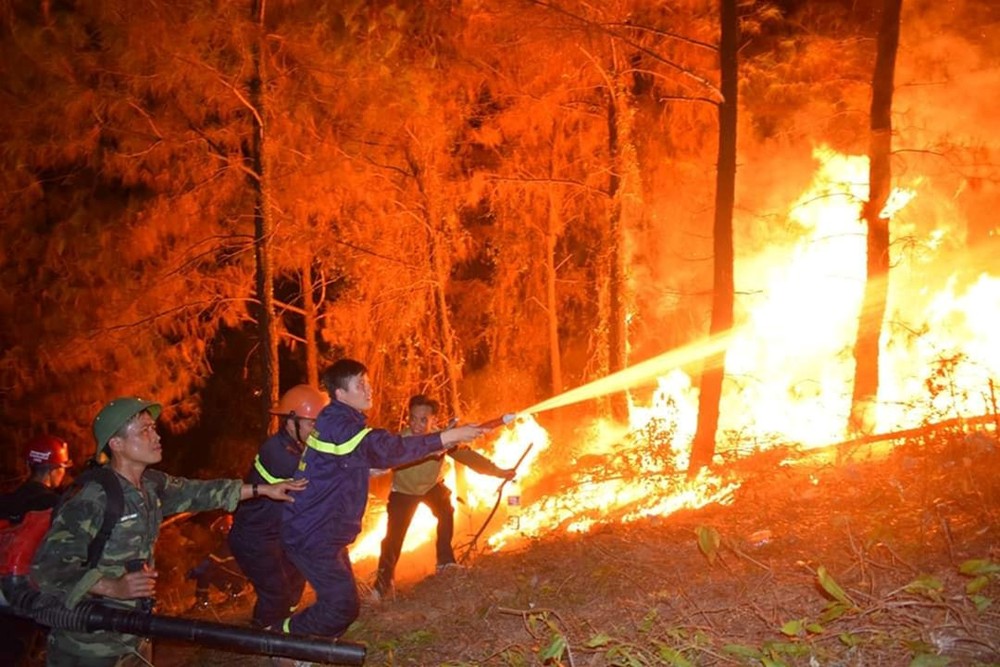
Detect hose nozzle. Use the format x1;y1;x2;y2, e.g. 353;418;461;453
478;413;517;430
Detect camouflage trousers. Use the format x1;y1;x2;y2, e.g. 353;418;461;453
46;637;152;667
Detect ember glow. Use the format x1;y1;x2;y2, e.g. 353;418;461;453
349;146;998;573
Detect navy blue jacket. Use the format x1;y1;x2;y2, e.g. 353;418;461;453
281;400;446;550
230;430;302;542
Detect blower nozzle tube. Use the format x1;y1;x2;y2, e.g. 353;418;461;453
0;584;365;665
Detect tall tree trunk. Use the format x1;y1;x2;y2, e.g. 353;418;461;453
850;0;902;435
421;192;467;504
249;0;279;416
605;81;629;423
404;151;463;417
545;181;564;395
431;239;462;415
689;0;738;473
301;260;319;388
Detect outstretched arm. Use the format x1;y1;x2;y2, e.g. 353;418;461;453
450;446;515;479
240;478;308;502
440;424;489;448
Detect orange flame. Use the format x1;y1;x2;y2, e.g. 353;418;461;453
351;146;997;574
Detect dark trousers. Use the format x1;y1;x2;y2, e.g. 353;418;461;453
374;483;455;594
229;530;306;628
285;541;359;638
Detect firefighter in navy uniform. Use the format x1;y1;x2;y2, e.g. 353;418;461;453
278;359;489;638
228;385;329;628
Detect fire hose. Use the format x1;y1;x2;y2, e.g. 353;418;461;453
0;581;365;665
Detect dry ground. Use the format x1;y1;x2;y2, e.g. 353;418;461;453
155;426;1000;666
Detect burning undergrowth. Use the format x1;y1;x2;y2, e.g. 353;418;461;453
490;418;741;543
349;424;999;667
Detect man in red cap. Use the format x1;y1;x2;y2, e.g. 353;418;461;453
0;435;73;523
0;435;74;664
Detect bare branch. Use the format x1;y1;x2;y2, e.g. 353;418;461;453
528;0;720;100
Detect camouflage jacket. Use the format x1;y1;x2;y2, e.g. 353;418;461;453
30;467;242;659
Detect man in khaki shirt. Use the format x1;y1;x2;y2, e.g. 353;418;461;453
373;395;513;598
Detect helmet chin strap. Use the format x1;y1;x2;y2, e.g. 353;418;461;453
288;414;309;445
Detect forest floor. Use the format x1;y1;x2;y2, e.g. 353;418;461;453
153;424;1000;667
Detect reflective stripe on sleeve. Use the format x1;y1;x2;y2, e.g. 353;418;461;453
253;455;290;484
306;428;372;455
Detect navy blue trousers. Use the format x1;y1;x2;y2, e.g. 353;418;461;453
228;530;305;628
285;541;359;637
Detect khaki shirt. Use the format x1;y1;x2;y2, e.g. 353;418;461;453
391;429;506;496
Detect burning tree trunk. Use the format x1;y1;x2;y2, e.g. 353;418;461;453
249;0;280;416
850;0;902;434
690;0;738;473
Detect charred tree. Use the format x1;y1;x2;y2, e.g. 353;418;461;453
690;0;738;473
850;0;902;434
249;0;280;416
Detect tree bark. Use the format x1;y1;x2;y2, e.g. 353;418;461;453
545;177;564;396
249;0;279;416
689;0;738;473
431;243;462;415
408;153;463;417
301;260;319;389
606;80;629;424
850;0;902;435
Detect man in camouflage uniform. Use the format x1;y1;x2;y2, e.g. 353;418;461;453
30;397;306;667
